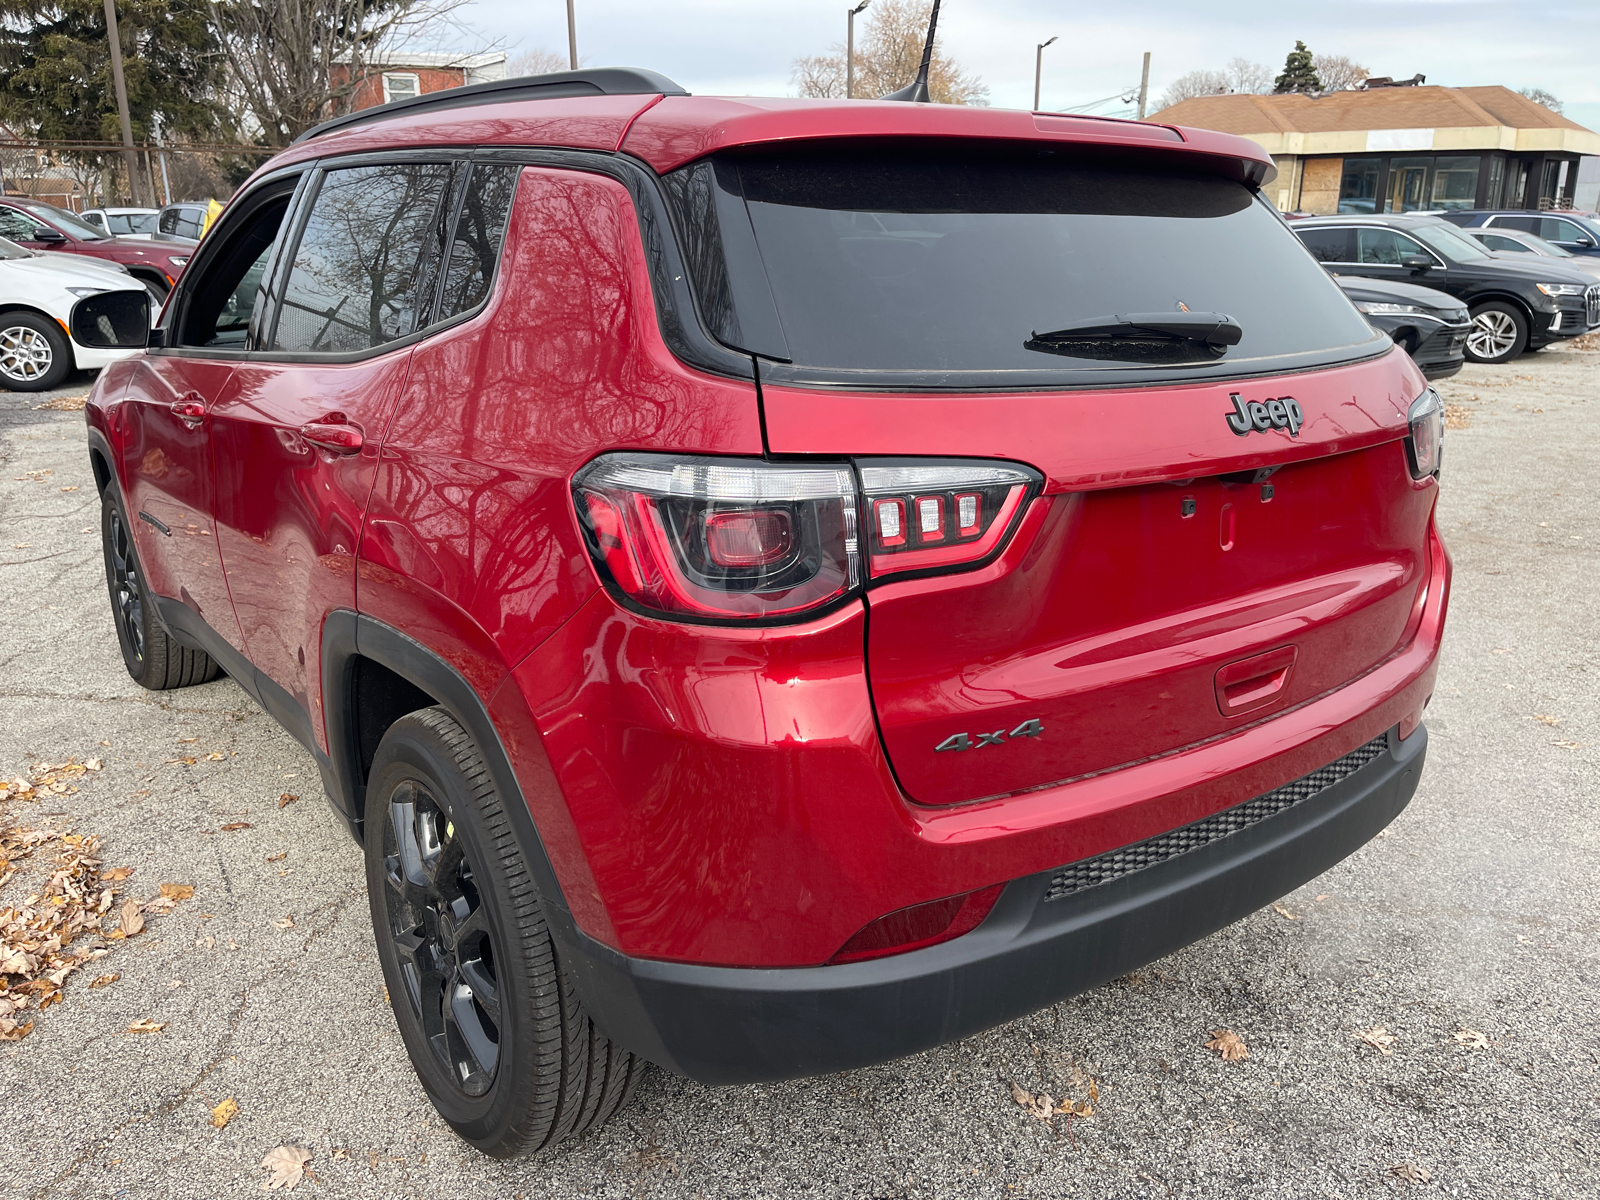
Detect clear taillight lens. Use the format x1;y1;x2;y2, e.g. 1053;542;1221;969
1406;387;1443;479
573;453;859;621
858;460;1042;578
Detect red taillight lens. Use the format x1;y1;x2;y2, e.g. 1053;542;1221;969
828;884;1005;964
573;454;859;621
858;461;1041;578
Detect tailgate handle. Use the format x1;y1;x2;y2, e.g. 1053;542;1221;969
1215;646;1297;717
300;419;364;455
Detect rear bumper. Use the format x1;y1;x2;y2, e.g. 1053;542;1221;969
563;724;1426;1085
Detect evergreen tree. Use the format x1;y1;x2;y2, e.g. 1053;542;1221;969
1273;40;1323;95
0;0;225;144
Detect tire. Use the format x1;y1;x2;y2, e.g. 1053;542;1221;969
1465;301;1528;364
100;489;222;689
0;310;72;392
364;708;646;1157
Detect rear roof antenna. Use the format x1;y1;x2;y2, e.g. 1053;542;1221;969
881;0;941;102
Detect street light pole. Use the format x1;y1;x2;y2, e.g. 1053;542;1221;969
566;0;578;71
846;1;871;99
102;0;145;206
1033;36;1057;111
1137;51;1151;119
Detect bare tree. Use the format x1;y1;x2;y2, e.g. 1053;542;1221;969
206;0;473;148
1225;58;1273;95
506;47;568;77
1156;69;1230;110
790;0;987;105
1313;54;1369;92
1518;87;1562;113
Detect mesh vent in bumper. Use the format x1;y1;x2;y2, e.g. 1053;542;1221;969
1044;735;1390;903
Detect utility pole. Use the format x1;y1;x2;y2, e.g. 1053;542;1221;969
102;0;145;206
153;113;171;205
565;0;578;70
1136;51;1151;119
1033;36;1057;111
846;1;871;99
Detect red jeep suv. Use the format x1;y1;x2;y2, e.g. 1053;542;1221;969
77;68;1450;1156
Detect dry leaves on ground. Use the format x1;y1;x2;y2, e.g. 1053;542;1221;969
0;758;104;803
159;883;195;901
211;1097;239;1129
1453;1028;1489;1050
220;822;253;832
1391;1162;1432;1184
278;793;298;809
265;852;287;863
33;394;88;412
1271;903;1300;921
1354;1027;1397;1055
261;1145;313;1190
88;973;118;988
1443;404;1471;430
127;1018;166;1034
1008;1079;1093;1123
1204;1029;1249;1061
272;915;295;930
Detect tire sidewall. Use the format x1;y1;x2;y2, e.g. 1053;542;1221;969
0;310;71;392
100;487;155;683
363;715;542;1148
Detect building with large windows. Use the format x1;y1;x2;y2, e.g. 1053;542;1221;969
1152;85;1600;215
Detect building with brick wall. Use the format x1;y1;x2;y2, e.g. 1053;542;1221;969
1152;85;1600;215
336;50;508;113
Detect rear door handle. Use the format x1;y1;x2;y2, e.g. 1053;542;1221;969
300;421;364;455
170;393;206;427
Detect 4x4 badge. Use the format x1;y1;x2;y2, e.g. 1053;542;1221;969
1226;393;1303;437
935;719;1043;752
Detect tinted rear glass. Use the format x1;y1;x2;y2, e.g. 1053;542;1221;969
667;147;1377;378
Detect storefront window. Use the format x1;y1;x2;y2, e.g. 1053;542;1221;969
1429;156;1480;210
1387;157;1431;212
1485;156;1505;208
1338;157;1380;214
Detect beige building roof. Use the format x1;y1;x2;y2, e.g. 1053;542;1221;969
1151;86;1600;158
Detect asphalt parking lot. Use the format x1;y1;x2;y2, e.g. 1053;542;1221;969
0;348;1595;1200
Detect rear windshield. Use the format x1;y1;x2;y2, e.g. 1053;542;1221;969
663;145;1381;384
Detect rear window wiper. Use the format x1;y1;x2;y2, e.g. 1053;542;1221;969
1026;311;1243;358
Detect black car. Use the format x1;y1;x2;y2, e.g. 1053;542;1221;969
1333;274;1470;379
1437;210;1600;257
1294;214;1600;364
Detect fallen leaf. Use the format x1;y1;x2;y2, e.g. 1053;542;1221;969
260;1145;313;1191
1390;1163;1432;1184
84;758;103;771
88;973;119;989
1453;1029;1489;1050
1532;714;1559;726
1272;903;1300;921
127;1018;166;1034
1205;1029;1249;1061
1354;1027;1397;1055
272;915;295;930
165;757;197;766
0;1020;34;1041
1008;1079;1058;1122
197;935;216;949
1551;740;1582;751
220;822;253;832
278;793;298;809
159;883;195;901
211;1097;239;1129
205;751;227;761
265;851;287;863
119;898;145;937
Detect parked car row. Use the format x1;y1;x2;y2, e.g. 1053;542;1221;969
0;197;202;302
1292;212;1599;365
0;237;151;390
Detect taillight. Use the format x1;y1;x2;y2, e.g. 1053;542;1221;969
828;884;1005;964
1406;386;1443;480
858;460;1042;578
573;453;859;621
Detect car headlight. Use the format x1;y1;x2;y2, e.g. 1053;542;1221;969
1536;282;1586;297
167;256;190;267
1357;302;1426;315
66;286;108;298
1406;387;1443;480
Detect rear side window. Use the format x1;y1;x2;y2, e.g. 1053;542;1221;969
1297;227;1350;263
435;164;518;323
1490;215;1539;234
1356;228;1431;265
665;146;1378;378
272;162;455;353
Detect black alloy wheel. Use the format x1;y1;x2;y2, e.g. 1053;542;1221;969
364;708;645;1156
99;489;221;689
380;778;504;1097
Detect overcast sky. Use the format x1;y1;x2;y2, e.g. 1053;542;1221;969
451;0;1600;133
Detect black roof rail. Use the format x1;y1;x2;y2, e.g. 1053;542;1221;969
293;67;689;145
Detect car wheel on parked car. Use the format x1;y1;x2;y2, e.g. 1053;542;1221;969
363;708;646;1157
1465;301;1528;363
0;310;71;391
100;490;222;688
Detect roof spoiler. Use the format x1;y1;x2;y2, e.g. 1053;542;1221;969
293;67;688;145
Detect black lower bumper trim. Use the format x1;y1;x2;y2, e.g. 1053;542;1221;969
559;726;1427;1085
